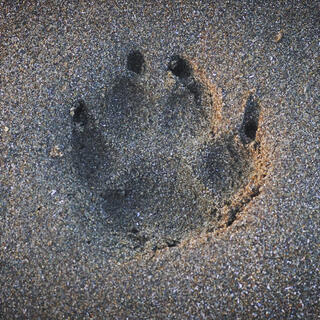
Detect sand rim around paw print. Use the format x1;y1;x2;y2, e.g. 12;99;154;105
71;51;269;252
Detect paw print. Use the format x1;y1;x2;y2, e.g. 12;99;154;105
71;50;266;249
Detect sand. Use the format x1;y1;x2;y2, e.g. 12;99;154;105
0;0;319;318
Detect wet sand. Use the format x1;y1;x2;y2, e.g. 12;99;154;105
1;1;319;318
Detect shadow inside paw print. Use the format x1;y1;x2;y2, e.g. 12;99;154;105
71;50;263;249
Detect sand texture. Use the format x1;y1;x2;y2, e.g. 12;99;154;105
0;1;319;318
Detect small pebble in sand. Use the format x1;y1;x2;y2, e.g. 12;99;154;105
274;30;284;43
50;145;63;158
69;107;75;117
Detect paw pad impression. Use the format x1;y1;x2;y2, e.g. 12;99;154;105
71;51;267;251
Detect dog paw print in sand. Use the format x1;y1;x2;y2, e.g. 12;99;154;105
71;50;268;250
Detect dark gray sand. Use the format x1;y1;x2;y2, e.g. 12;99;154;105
1;1;319;318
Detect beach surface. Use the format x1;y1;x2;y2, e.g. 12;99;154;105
0;1;319;318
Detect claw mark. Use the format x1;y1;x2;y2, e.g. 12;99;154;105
240;94;260;144
168;55;192;78
168;55;202;103
72;99;88;126
127;50;145;74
